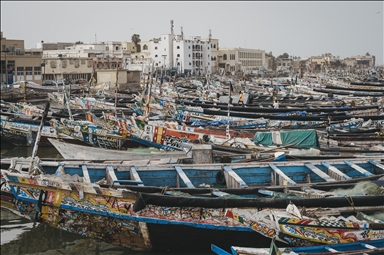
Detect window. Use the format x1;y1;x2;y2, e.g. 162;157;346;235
155;46;158;50
88;60;92;67
177;54;180;57
223;54;227;60
143;44;148;50
177;46;180;49
164;48;166;51
34;67;41;75
189;62;191;65
75;60;79;68
1;45;4;51
116;46;119;50
106;46;109;51
81;59;85;64
50;60;56;68
62;60;67;68
16;48;21;55
69;59;74;65
188;46;190;49
17;67;24;76
189;54;191;57
214;44;216;49
155;54;158;57
8;46;14;52
25;67;32;75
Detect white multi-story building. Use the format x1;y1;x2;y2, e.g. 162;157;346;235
128;22;214;77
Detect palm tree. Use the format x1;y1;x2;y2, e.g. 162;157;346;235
131;34;141;53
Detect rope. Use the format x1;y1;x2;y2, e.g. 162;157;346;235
344;195;356;212
161;186;169;195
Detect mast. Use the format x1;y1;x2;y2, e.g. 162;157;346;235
28;102;50;174
226;81;232;140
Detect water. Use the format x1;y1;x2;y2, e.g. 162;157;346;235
0;141;213;255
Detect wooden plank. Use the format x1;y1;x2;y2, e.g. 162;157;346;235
174;166;194;188
268;163;296;186
106;165;119;186
324;246;339;253
304;163;336;182
368;160;384;171
81;164;91;183
211;190;231;197
321;162;352;181
130;166;144;186
360;243;377;250
344;160;373;177
222;165;248;188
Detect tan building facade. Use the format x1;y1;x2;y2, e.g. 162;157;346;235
218;47;265;74
1;31;43;84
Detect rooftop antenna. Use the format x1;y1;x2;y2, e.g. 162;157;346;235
181;26;184;40
171;20;174;35
95;34;97;43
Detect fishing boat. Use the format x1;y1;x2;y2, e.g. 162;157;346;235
47;138;190;161
211;239;384;255
225;201;384;247
1;157;384;251
0;114;75;146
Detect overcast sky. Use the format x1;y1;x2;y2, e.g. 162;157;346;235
1;1;383;65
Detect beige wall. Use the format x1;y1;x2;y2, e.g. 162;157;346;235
96;70;140;84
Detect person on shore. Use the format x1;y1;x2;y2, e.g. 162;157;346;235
238;91;244;107
273;99;279;109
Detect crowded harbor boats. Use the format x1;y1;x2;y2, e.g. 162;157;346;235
1;70;384;252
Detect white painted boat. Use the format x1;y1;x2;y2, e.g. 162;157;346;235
47;138;190;160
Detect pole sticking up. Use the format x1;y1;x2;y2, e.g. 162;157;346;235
28;102;50;174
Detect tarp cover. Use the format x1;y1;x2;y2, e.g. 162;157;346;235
253;129;319;148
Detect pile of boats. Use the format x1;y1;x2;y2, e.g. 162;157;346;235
1;73;384;252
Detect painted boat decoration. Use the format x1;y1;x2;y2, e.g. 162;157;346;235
211;239;384;255
225;202;384;247
0;115;74;146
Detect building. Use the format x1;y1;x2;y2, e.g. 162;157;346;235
129;21;214;77
42;41;131;83
218;47;265;75
1;31;43;84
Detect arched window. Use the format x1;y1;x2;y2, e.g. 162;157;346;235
213;44;216;49
143;44;148;50
177;54;180;57
155;54;158;57
223;54;227;60
155;46;158;50
177;46;180;49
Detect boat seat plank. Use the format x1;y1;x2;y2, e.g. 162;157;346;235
344;160;373;177
360;243;377;249
211;190;231;197
222;166;248;188
106;165;119;186
324;246;339;253
268;163;296;186
15;163;23;171
81;164;91;183
174;166;195;188
304;163;336;182
368;160;384;171
321;162;352;181
130;166;144;186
